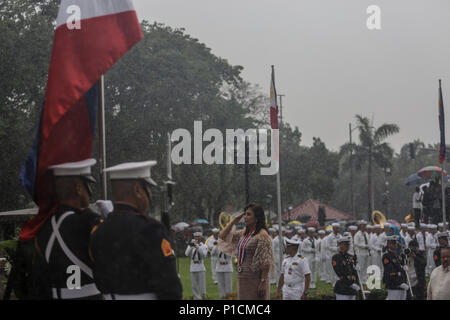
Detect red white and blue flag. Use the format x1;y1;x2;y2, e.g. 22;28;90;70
19;0;142;240
439;79;446;164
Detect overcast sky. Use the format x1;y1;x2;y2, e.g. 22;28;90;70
134;0;450;153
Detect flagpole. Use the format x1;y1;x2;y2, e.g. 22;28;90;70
440;79;446;226
98;75;107;199
271;65;284;273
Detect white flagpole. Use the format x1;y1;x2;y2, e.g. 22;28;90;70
440;79;446;226
98;75;107;199
271;65;284;271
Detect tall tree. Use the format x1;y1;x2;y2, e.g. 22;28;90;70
340;115;399;220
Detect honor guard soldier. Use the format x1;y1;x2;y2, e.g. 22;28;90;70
382;235;409;300
185;232;208;299
212;244;233;298
35;159;102;299
207;228;220;285
331;235;361;300
275;238;311;300
433;232;449;267
89;161;182;300
301;227;318;289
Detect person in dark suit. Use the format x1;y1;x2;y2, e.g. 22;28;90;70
406;239;427;300
89;161;182;300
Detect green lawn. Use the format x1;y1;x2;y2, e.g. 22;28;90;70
176;256;336;300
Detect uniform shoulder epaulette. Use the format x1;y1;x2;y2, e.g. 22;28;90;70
297;254;304;259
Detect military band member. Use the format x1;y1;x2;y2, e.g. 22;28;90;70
89;161;182;300
326;223;341;286
318;230;327;282
207;228;220;285
275;238;310;300
272;227;287;285
354;220;370;284
433;232;449;267
35;159;102;300
301;227;318;289
371;224;383;269
211;245;233;299
185;232;208;299
331;236;361;300
347;225;358;255
382;235;409;300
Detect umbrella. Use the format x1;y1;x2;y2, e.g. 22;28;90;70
287;220;302;225
193;219;209;224
417;166;448;180
386;219;400;229
305;220;319;228
405;173;430;186
172;222;189;232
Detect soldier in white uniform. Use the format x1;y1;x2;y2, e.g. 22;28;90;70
426;224;438;275
354;220;371;284
185;232;208;299
368;225;378;261
416;224;427;257
317;230;327;282
207;228;220;284
301;227;318;289
404;226;416;247
400;224;408;238
275;238;311;300
211;246;233;298
326;223;341;286
272;227;286;286
347;226;358;255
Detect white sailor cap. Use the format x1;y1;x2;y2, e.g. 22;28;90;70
408;222;415;227
401;224;408;228
298;228;306;233
285;238;301;246
407;226;416;231
438;223;444;228
211;228;219;233
104;160;157;186
367;225;374;230
348;225;358;231
193;232;203;237
48;158;96;183
332;223;340;228
429;224;437;229
437;231;449;238
374;224;382;229
420;223;427;228
268;227;276;233
358;220;367;225
307;227;316;232
338;236;352;244
384;222;391;227
386;235;399;241
326;228;333;233
318;230;325;235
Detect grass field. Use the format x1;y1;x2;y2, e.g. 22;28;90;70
177;256;336;300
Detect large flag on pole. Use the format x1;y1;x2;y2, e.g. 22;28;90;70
270;66;279;130
19;0;143;241
439;79;446;164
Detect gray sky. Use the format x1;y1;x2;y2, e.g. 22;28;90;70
134;0;450;153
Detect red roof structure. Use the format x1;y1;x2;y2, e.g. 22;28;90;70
282;199;354;221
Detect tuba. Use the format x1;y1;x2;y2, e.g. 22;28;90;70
219;212;232;230
404;213;415;223
371;210;386;227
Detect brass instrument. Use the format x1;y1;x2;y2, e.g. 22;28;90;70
371;210;386;227
219;212;232;230
404;213;415;223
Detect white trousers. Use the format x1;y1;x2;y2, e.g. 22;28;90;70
304;255;316;288
216;272;233;299
335;294;356;300
283;288;304;300
319;255;328;282
327;254;338;285
386;289;407;300
191;271;206;299
357;254;370;283
211;257;218;282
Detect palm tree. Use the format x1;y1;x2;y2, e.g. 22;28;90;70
341;115;399;221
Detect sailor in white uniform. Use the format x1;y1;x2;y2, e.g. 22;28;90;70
354;220;371;284
211;246;233;298
301;227;318;289
185;232;208;299
207;228;220;284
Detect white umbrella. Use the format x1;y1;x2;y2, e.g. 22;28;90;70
172;222;190;232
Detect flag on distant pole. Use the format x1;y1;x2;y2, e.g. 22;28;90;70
270;66;279;130
19;0;143;241
439;79;446;164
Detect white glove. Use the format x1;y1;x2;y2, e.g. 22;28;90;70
350;283;360;291
354;264;361;271
403;265;409;271
94;200;114;218
399;283;409;291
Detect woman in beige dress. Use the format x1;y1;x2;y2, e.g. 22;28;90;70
218;204;275;300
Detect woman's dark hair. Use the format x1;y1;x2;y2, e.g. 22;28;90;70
243;204;267;235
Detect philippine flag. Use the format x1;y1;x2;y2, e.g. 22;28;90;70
19;0;142;241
